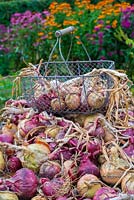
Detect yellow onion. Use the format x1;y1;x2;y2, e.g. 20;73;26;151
72;114;87;127
0;151;5;171
87;92;105;109
84;113;101;128
31;195;47;200
65;93;80;110
77;174;102;198
45;125;61;138
2;122;17;136
121;173;134;194
103;131;115;142
100;159;129;185
0;191;19;200
19;143;50;172
51;98;65;111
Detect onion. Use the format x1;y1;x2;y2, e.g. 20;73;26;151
87;139;101;159
0;191;19;200
19;143;50;172
121;173;134;194
39;161;61;179
63;160;77;180
5;99;28;107
103;131;115;142
56;197;67;200
65;93;80;110
0;133;14;143
49;147;73;161
7;156;22;172
42;177;64;197
6;168;38;199
31;195;47;200
121;128;134;136
84;114;101;128
77;174;102;198
87;92;105;109
51;98;65;111
2;122;17;136
0;151;5;171
45;125;61;138
124;144;134;160
18;115;41;137
93;187;117;200
100;160;129;185
78;155;100;177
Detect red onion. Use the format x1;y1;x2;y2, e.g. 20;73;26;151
87;139;101;158
86;120;105;138
57;120;69;127
7;156;22;172
121;128;134;136
0;133;13;143
6;168;38;199
63;160;77;181
124;144;134;159
5;99;28;107
39;161;61;179
42;177;64;196
93;187;117;200
56;197;67;200
18;115;42;136
49;147;73;161
78;155;100;177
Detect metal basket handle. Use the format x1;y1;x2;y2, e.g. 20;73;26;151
55;26;75;37
44;26;91;76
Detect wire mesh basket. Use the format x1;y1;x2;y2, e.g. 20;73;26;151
21;26;115;115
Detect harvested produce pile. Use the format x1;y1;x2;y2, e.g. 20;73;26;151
0;67;134;200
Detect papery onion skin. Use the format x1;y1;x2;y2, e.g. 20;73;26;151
93;187;117;200
121;173;134;194
63;160;77;181
77;174;102;198
39;161;61;179
0;191;19;200
0;151;5;171
31;195;48;200
5;168;38;199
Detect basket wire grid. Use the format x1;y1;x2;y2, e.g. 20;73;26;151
21;26;115;115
